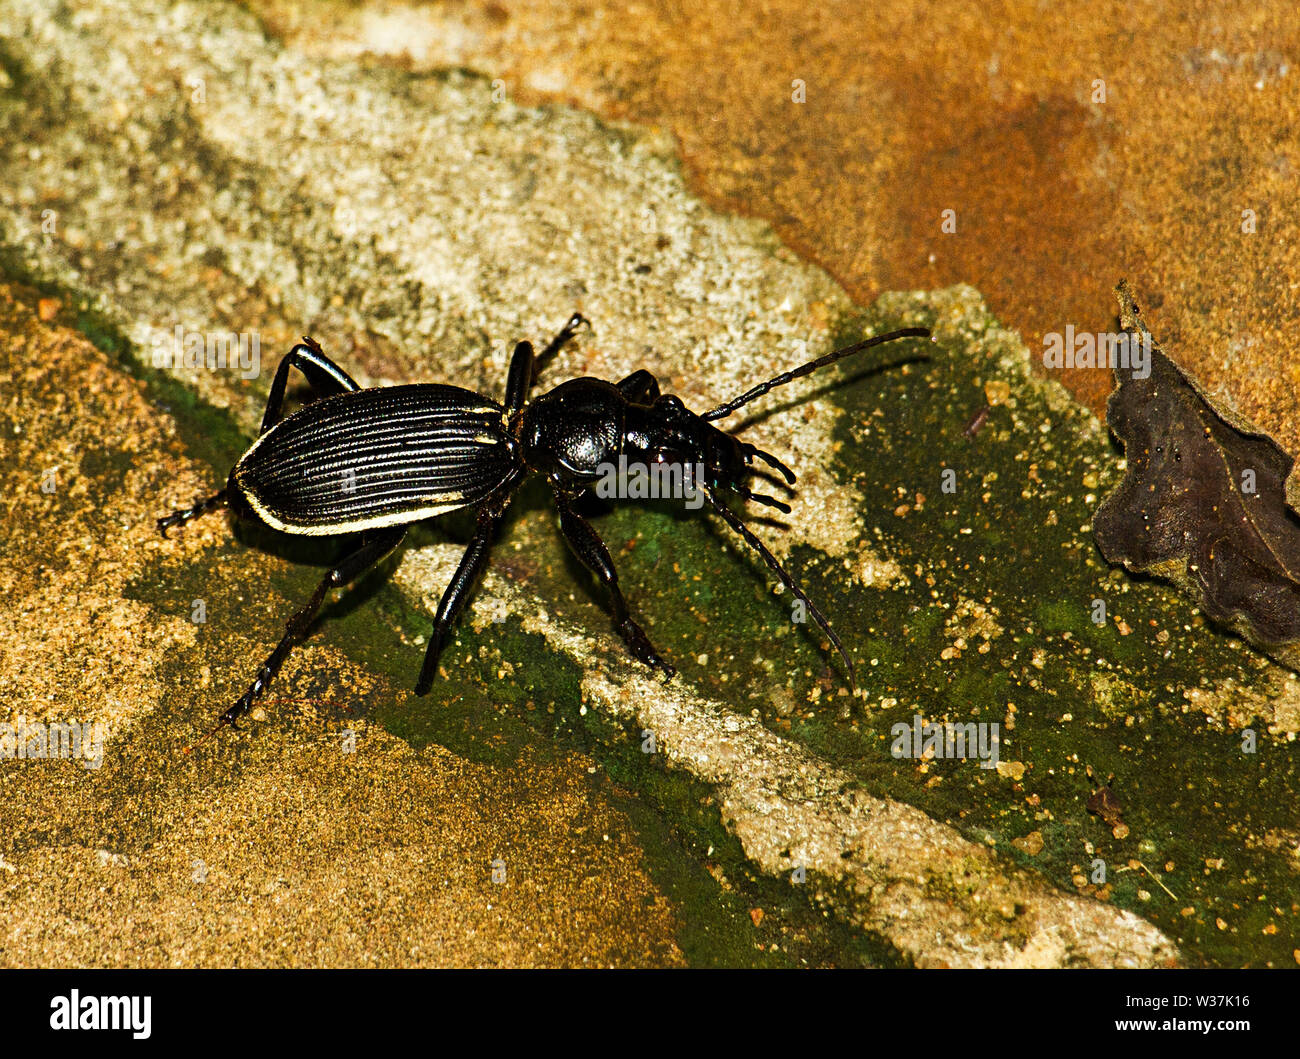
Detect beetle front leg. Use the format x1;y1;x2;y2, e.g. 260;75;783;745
552;489;676;678
219;525;407;729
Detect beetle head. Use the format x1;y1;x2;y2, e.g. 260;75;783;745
625;393;796;513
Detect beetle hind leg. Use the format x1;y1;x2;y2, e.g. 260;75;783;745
157;489;228;537
157;338;359;537
218;525;407;730
259;336;361;434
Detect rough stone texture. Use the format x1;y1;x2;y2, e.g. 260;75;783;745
252;0;1300;477
582;668;1176;968
7;0;1293;967
0;0;876;566
0;285;685;967
397;542;1180;968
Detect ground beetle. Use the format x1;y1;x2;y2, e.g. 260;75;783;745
159;315;930;731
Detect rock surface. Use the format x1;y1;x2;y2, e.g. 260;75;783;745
2;0;1296;967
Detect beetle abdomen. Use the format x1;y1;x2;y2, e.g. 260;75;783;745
232;384;515;535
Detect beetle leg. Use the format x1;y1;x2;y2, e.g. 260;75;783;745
552;488;676;678
414;497;514;695
615;369;661;403
503;340;536;416
218;525;407;729
259;336;361;434
157;339;360;536
157;489;229;537
538;313;590;367
505;314;591;413
704;490;855;689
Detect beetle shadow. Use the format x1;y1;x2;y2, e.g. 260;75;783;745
720;353;931;435
229;515;348;569
227;510;456;627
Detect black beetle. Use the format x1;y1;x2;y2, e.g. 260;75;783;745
159;315;929;730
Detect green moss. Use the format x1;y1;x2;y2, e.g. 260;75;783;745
446;294;1300;966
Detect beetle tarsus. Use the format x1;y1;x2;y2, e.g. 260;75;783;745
617;617;676;678
157;489;229;537
217;527;406;731
537;312;592;374
415;488;519;694
413;644;441;697
553;488;675;677
504;313;591;414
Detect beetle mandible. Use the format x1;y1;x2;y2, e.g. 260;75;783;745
158;315;930;731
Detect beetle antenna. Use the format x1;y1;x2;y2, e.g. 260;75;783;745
702;326;930;422
705;490;855;689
